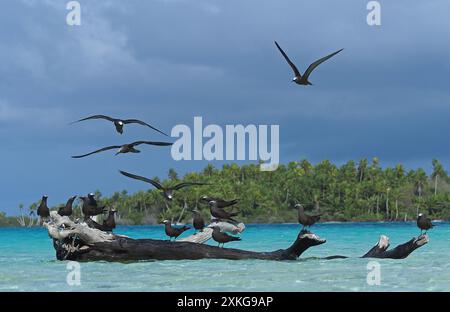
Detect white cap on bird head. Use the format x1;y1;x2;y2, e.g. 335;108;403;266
118;121;124;125
418;213;423;217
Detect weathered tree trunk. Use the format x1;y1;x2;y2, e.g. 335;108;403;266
44;212;428;262
44;212;325;261
362;234;428;259
53;231;326;262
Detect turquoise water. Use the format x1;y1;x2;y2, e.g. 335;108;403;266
0;222;449;291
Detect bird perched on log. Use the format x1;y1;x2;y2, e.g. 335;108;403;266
57;195;77;217
71;114;168;136
296;204;321;229
211;226;241;248
102;208;117;231
162;220;190;241
191;209;205;232
274;41;343;86
209;200;239;222
200;195;239;208
119;170;208;201
80;193;107;219
71;141;173;158
417;213;434;235
37;195;50;220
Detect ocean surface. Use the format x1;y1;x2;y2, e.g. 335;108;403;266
0;222;449;291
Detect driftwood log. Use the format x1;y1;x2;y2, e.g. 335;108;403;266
44;212;428;262
361;234;429;259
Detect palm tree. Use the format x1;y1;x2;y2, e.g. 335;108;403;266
168;168;178;181
413;169;427;197
431;159;446;196
357;158;368;182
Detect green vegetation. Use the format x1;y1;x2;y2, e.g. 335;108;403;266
3;158;450;226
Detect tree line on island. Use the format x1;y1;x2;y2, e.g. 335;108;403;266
2;157;450;227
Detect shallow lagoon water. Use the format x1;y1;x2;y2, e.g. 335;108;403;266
0;222;449;291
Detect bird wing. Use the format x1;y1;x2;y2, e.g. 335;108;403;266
303;48;343;80
173;182;208;190
72;115;116;124
71;145;121;158
274;41;301;77
119;170;164;190
122;119;169;136
131;141;173;147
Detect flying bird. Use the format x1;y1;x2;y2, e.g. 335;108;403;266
162;220;190;241
37;195;50;219
119;170;208;201
71;141;173;158
417;213;434;235
274;41;343;85
208;200;239;222
191;209;205;232
296;204;321;229
80;193;107;218
71;115;168;136
200;195;239;208
57;195;77;217
211;226;241;248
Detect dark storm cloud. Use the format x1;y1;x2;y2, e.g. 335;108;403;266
0;0;449;214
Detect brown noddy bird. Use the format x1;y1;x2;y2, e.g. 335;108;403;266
80;193;107;218
274;41;343;85
417;213;434;235
208;200;239;222
296;204;321;229
191;209;205;232
211;226;241;248
37;195;50;219
71;114;168;136
119;170;208;201
102;208;117;231
72;141;173;158
200;195;239;208
162;220;190;241
57;195;77;217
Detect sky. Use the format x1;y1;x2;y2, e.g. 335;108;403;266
1;0;450;214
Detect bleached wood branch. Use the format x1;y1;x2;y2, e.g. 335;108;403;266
178;221;245;244
44;211;114;244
